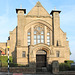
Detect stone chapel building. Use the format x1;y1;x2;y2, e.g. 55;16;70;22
0;2;70;68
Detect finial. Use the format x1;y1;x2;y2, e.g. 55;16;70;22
35;1;42;7
54;6;56;10
20;5;22;9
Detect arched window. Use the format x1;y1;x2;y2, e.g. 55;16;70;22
47;27;50;45
27;25;50;46
34;25;44;45
27;29;31;46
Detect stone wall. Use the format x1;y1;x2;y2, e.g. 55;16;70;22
0;43;6;50
59;71;75;75
0;67;36;73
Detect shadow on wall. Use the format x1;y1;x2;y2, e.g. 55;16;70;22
11;26;18;63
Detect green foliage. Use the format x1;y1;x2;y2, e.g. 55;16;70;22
9;63;29;67
71;65;75;71
59;63;71;71
59;60;74;71
0;56;12;67
64;60;74;64
70;51;72;55
9;63;18;67
0;56;28;67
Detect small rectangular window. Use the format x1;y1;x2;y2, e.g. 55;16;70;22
22;51;26;57
56;51;60;57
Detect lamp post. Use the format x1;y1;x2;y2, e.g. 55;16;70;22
7;46;10;74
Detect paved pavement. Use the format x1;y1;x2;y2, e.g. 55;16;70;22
0;72;53;75
1;72;75;75
0;72;12;75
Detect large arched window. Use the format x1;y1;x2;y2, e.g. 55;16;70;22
34;25;44;45
27;25;50;46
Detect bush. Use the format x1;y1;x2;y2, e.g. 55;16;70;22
59;63;71;71
64;60;74;64
71;65;75;71
0;56;12;67
9;63;29;67
9;63;18;67
0;56;29;67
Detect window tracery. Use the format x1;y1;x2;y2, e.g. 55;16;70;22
34;25;44;45
27;25;50;46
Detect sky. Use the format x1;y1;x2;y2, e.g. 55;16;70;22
0;0;75;61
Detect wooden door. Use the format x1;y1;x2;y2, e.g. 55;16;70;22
36;54;46;68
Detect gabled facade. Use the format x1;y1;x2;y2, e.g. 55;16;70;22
0;2;70;68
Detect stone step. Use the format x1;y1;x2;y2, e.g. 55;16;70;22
42;67;47;72
36;67;48;72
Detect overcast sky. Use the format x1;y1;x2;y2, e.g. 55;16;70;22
0;0;75;61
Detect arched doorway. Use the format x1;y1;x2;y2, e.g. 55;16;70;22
36;50;47;71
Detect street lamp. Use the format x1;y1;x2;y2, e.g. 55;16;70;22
7;46;10;74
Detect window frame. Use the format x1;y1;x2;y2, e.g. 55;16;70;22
47;31;50;45
22;51;26;58
27;31;31;46
56;51;60;57
34;26;44;45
